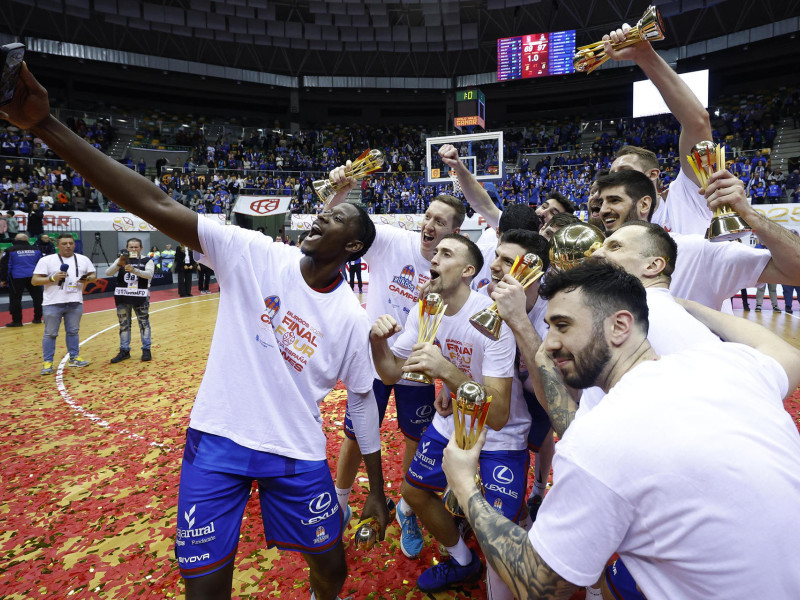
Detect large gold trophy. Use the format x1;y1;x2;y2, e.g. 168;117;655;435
549;222;605;271
402;293;448;384
470;253;544;340
443;381;492;517
573;5;665;74
312;149;385;205
686;141;752;242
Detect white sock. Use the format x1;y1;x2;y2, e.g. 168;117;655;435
445;537;471;566
398;497;414;517
585;585;603;599
334;486;351;511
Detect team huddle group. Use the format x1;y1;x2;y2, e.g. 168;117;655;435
3;22;800;600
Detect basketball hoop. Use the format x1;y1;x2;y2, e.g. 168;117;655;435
449;171;463;197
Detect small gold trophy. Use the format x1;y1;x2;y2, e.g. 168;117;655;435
573;5;665;74
402;293;448;385
312;149;385;205
686;141;752;242
353;497;396;551
444;381;492;517
470;253;544;340
549;222;606;272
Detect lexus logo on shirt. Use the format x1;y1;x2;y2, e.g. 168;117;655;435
416;405;433;418
309;492;332;514
493;466;514;485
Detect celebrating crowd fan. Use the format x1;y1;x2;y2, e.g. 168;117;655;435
30;232;96;374
1;64;390;600
105;238;154;363
442;261;800;599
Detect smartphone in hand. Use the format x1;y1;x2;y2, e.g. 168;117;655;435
0;43;26;107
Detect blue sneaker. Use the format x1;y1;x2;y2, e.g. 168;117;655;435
417;549;483;593
395;507;423;559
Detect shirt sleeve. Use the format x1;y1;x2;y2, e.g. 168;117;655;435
528;451;635;586
337;313;375;395
481;322;516;378
390;308;420;361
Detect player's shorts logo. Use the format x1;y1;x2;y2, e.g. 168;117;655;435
184;504;196;528
493;497;503;512
391;264;416;291
416;405;433;418
313;525;329;544
421;441;430;454
309;492;332;514
261;295;281;325
493;466;514;485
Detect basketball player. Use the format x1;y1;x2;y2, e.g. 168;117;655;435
443;261;800;599
325;165;465;559
0;64;390;600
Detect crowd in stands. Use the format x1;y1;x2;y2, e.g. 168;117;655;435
2;85;799;220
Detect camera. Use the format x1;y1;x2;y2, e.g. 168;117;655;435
94;232;102;241
120;250;130;258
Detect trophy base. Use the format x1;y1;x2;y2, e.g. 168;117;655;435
469;312;501;340
402;371;432;385
443;487;465;518
706;214;751;242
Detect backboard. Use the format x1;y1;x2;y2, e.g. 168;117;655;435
425;130;504;185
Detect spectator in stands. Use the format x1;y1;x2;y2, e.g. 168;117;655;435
35;234;55;256
3;210;19;242
23;201;45;239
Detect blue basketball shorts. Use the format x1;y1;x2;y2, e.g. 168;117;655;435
344;378;435;442
524;388;553;452
404;427;529;522
604;558;648;600
175;430;344;579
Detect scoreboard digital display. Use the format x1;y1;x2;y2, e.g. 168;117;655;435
497;30;576;81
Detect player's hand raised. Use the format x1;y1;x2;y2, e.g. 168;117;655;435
0;63;51;131
370;315;401;341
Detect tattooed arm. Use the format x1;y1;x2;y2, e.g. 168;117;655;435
443;431;577;599
535;343;579;438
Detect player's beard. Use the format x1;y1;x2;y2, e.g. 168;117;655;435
556;321;611;389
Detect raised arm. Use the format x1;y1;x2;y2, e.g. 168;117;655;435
705;169;800;286
605;26;711;187
0;65;200;249
443;431;577;600
679;298;800;391
439;144;501;228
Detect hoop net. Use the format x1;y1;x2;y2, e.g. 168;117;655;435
449;171;463;197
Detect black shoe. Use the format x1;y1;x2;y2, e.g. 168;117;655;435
787;308;794;314
110;350;131;364
755;306;761;311
743;305;750;311
4;322;23;327
32;319;43;324
141;349;152;362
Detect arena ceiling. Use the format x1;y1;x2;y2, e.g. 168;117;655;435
2;0;799;79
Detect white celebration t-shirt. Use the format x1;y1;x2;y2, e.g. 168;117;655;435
33;252;95;305
190;217;374;461
530;343;800;599
391;290;522;451
651;168;713;236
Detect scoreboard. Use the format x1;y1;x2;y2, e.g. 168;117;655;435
455;88;486;130
497;30;576;81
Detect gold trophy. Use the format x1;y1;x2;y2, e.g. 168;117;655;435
313;149;385;205
686;141;752;242
470;253;544;340
444;381;492;517
402;293;448;384
353;497;396;551
549;222;605;271
573;5;665;74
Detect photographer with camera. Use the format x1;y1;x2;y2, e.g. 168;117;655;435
31;232;96;375
105;237;154;363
